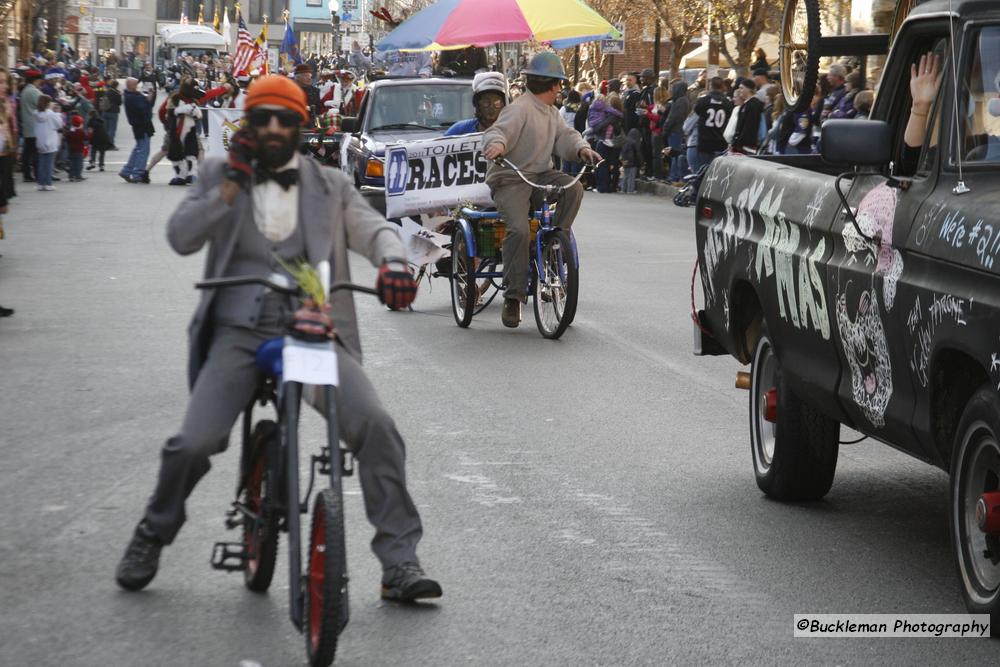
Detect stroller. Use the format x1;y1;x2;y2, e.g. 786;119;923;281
672;163;709;208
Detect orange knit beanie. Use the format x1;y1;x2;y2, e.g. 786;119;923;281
244;75;308;122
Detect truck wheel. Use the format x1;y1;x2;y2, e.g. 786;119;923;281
749;326;839;500
780;0;821;113
949;385;1000;614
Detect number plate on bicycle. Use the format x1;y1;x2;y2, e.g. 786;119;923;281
282;338;339;386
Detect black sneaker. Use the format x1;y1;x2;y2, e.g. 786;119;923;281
0;305;13;317
381;562;442;602
168;177;186;186
115;520;163;591
139;170;150;184
501;298;521;328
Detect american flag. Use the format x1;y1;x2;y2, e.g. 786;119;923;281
232;13;256;76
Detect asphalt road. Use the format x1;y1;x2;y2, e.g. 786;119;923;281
0;131;995;665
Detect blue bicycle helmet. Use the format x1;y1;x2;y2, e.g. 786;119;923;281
521;52;568;81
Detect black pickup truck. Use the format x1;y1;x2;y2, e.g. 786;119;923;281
694;0;1000;614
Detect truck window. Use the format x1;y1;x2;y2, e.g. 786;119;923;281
888;29;950;178
957;26;1000;163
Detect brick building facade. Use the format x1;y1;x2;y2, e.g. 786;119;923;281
575;12;698;83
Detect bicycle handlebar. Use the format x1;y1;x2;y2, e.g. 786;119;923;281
495;156;603;191
195;274;379;298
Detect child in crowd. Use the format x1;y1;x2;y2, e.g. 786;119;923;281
586;94;623;146
34;95;64;191
65;114;88;182
620;128;642;193
86;109;112;172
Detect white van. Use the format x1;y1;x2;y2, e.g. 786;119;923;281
157;24;226;65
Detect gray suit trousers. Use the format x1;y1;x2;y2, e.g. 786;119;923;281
488;169;583;301
143;324;423;569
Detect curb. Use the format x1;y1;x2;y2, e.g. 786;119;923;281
635;179;679;198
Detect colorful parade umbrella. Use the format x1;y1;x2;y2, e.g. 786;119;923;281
375;0;621;52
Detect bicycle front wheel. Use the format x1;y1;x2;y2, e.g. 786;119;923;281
533;230;578;339
304;488;348;667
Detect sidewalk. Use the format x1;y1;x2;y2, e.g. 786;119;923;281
0;90;191;321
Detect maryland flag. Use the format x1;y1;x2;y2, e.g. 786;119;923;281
251;21;269;75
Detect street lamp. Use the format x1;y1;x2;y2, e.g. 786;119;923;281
329;0;341;56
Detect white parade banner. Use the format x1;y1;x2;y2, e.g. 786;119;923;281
204;108;246;158
383;133;492;219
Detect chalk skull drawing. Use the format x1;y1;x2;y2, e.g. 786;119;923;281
836;289;893;427
842;183;904;309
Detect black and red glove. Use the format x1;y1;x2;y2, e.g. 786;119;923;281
376;263;417;311
224;128;257;189
290;299;335;343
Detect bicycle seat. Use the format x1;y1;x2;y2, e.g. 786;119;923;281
255;337;284;377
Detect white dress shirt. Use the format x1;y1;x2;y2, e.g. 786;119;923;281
252;153;299;243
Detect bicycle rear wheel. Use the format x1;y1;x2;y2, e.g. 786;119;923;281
304;488;348;667
242;420;279;592
450;226;476;328
533;230;578;339
780;0;821;113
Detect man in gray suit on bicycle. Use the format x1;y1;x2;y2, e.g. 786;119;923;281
115;76;442;603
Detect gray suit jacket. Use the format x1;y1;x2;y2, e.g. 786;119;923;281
167;154;406;389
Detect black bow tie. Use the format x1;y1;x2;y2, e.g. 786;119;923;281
256;168;298;190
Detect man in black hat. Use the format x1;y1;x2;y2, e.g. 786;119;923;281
294;63;321;125
637;68;657;180
752;67;771;103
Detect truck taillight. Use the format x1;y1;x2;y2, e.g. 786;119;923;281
365;159;384;178
701;206;713;219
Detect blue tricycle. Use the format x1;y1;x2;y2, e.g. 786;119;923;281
448;157;594;339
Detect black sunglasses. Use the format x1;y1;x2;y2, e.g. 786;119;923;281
247;108;302;128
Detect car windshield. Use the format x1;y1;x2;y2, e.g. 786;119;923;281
367;84;474;131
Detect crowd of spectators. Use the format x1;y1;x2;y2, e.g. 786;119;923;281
547;52;875;194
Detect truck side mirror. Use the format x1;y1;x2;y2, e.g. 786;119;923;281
340;117;357;133
821;119;892;167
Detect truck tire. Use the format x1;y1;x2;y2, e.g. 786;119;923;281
780;0;821;114
749;325;839;500
949;385;1000;615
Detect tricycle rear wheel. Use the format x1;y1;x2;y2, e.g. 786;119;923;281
450;226;476;328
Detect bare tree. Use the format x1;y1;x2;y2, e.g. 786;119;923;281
712;0;781;76
558;0;645;84
648;0;707;77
